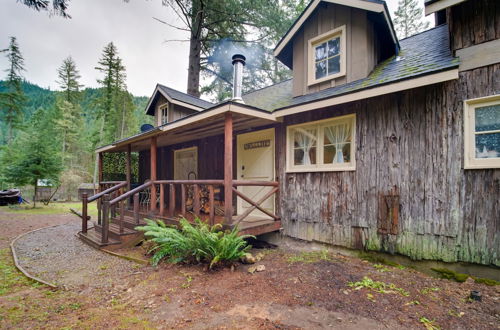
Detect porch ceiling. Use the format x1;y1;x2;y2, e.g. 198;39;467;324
101;102;277;153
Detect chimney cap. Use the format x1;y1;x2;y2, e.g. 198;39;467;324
232;54;246;65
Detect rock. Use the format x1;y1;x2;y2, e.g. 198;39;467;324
241;253;256;264
256;265;266;272
255;252;265;261
465;277;475;285
248;266;257;274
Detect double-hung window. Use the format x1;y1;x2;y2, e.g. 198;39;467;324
464;94;500;169
159;104;168;126
308;25;346;85
286;114;356;172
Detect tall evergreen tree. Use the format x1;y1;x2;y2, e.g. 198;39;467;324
20;0;71;18
393;0;430;39
0;37;27;143
57;56;83;104
4;107;62;207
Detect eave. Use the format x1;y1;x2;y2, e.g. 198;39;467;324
144;84;207;116
425;0;467;15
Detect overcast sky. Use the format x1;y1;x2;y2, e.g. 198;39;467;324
0;0;431;97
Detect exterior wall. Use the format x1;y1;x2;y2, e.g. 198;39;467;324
277;64;500;266
154;97;198;126
292;3;380;97
447;0;500;52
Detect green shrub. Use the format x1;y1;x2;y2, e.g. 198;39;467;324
431;268;469;282
136;218;254;269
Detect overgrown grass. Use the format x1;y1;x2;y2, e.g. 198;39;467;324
0;248;35;295
0;202;98;217
136;218;254;269
348;276;410;296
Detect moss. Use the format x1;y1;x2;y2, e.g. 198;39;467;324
473;277;500;286
287;250;333;264
431;268;469;282
358;252;403;268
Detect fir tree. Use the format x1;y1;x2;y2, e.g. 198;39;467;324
0;37;27;143
393;0;430;39
4;107;63;207
56;56;83;104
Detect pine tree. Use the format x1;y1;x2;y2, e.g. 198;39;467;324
393;0;430;39
0;37;27;143
56;56;83;104
4;107;63;207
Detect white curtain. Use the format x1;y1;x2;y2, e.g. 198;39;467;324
324;123;351;163
294;128;317;165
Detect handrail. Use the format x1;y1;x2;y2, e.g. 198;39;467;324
88;181;127;202
109;181;152;205
99;181;125;185
154;179;224;185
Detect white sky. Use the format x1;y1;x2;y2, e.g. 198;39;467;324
0;0;432;97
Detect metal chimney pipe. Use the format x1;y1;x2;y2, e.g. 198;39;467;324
231;54;246;103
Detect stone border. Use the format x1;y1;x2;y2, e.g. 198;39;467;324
10;225;60;289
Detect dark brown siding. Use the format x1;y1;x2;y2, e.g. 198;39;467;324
448;0;500;51
277;64;500;266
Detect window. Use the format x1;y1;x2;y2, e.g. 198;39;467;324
286;114;356;172
308;25;346;86
158;103;168;126
464;94;500;169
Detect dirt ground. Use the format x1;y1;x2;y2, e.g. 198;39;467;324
1;207;499;329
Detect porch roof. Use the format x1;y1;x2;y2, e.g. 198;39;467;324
96;101;277;153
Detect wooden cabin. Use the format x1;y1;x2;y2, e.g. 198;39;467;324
79;0;499;267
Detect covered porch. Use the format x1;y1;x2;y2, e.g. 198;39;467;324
79;102;282;247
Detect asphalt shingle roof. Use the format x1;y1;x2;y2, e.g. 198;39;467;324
158;84;214;109
243;24;458;112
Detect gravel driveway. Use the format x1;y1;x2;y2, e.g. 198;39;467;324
12;219;141;289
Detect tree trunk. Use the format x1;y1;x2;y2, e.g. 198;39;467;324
186;0;203;97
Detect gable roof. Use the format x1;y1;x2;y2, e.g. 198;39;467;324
242;79;293;111
273;24;459;115
144;84;214;115
274;0;399;68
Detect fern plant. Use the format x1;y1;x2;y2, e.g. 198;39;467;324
136;218;254;268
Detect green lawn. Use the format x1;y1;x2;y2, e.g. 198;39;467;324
0;202;98;217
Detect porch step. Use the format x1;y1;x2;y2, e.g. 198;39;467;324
94;222;139;240
78;230;121;249
110;215;147;230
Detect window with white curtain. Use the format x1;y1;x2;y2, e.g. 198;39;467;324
286;114;356;172
464;94;500;169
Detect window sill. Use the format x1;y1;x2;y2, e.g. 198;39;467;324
464;162;500;170
286;166;356;173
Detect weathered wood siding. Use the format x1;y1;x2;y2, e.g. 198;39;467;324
447;0;500;52
277;64;500;266
292;3;380;97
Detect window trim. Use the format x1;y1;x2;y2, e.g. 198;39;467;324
464;94;500;169
286;114;356;173
307;25;347;86
158;103;169;126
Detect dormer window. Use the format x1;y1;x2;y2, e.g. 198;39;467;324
159;103;168;125
308;25;346;86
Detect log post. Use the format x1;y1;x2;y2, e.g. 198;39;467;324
150;136;157;213
208;185;215;226
119;200;125;234
224;112;234;225
159;183;165;216
181;184;186;217
133;193;140;225
82;193;88;234
97;152;103;225
126;144;132;208
102;194;110;244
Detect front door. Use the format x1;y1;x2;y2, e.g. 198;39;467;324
237;128;275;218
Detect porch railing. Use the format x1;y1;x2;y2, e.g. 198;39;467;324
82;179;279;244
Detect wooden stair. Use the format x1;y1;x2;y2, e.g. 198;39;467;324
77;215;147;250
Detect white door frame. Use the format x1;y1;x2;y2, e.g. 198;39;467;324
236;128;275;216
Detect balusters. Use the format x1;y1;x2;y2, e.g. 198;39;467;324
82;193;88;233
102;194;110;244
133;193;140;225
169;184;175;217
119;199;125;234
181;184;186;217
193;184;200;216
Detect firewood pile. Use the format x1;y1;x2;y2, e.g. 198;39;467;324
185;185;224;215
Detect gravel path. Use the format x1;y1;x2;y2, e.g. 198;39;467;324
12;219;141;289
